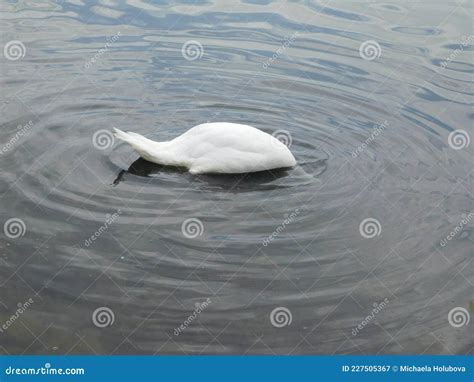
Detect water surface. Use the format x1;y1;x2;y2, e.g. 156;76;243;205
0;0;472;354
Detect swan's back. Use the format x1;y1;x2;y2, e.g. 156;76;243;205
171;123;296;174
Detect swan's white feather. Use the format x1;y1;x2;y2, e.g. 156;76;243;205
113;123;296;174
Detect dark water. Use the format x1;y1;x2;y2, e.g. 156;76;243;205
1;1;472;355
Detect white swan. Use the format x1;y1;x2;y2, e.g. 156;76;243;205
113;123;296;174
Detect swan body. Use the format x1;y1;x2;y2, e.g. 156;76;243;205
113;123;296;174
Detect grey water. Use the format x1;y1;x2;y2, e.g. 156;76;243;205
0;0;472;355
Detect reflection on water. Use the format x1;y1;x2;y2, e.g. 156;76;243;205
113;158;187;186
0;0;472;354
113;157;304;191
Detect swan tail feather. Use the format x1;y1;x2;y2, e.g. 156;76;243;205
113;128;155;160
